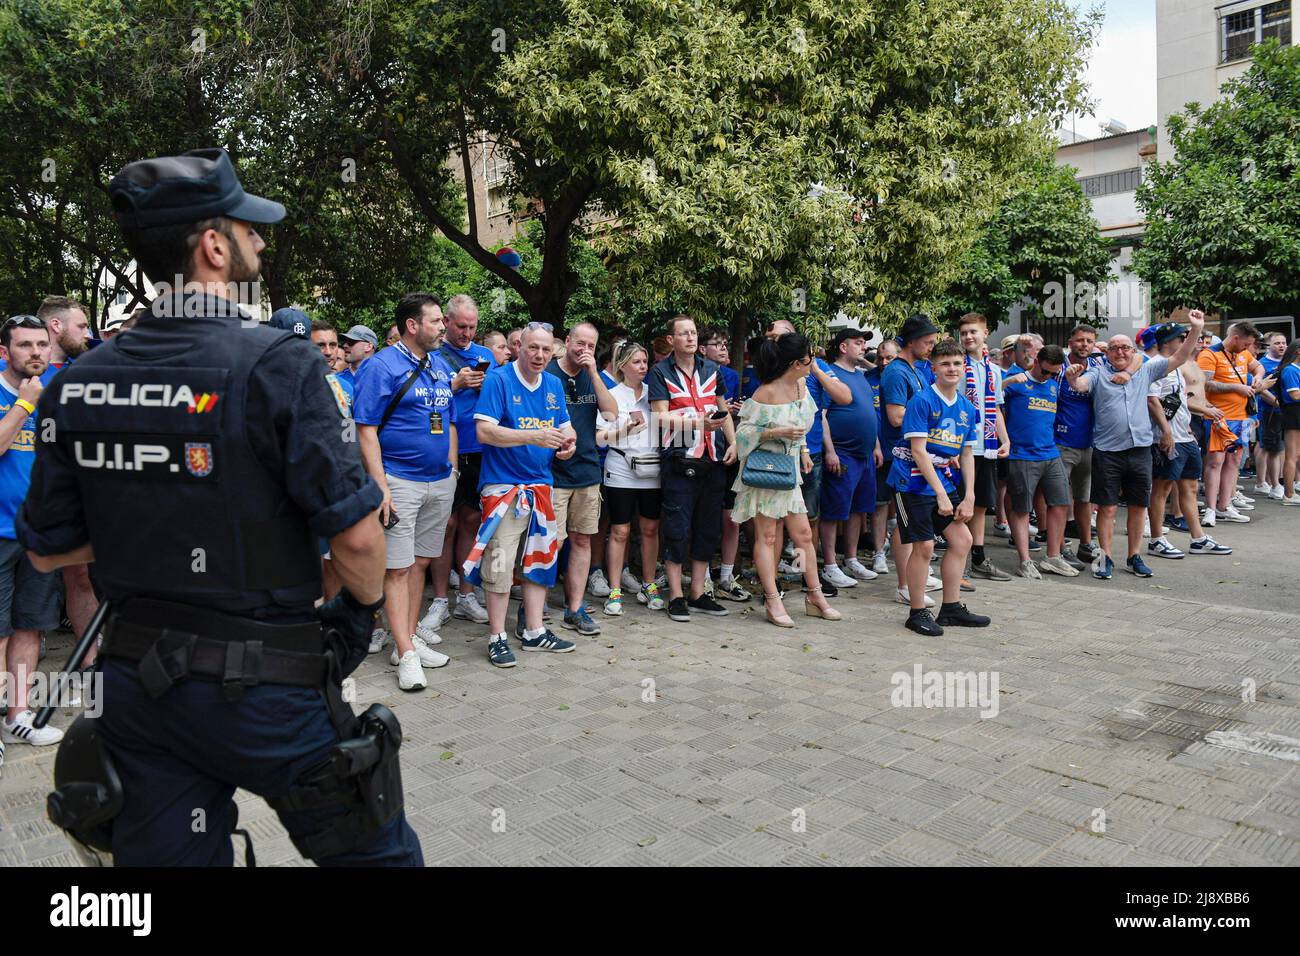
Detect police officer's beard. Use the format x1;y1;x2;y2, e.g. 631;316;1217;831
226;241;261;295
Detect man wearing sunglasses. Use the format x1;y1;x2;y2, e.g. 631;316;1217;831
1063;311;1205;580
16;149;421;866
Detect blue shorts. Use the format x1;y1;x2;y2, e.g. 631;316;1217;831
1153;441;1203;482
820;454;876;521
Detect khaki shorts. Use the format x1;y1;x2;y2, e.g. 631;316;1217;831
552;484;601;540
479;505;531;594
1056;444;1091;502
384;473;455;569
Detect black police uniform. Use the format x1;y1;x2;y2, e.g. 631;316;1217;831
18;150;422;866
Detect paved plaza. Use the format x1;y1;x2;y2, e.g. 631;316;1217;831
3;509;1298;867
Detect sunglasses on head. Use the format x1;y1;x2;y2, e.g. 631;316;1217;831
4;315;44;330
526;321;553;333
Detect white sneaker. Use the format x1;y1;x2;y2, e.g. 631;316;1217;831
1038;554;1079;576
1201;508;1216;527
368;627;390;654
1253;483;1273;494
1282;495;1300;506
588;569;611;597
418;597;450;635
872;550;889;575
395;650;427;691
1;711;64;746
390;635;449;669
1217;506;1251;523
1232;491;1255;505
894;586;935;608
1016;559;1042;580
1270;484;1285;500
621;569;642;593
925;574;943;592
844;557;878;581
822;565;857;588
991;522;1010;538
777;559;802;575
453;591;490;623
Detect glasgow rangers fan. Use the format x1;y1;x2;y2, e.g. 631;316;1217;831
463;321;579;668
647;314;738;624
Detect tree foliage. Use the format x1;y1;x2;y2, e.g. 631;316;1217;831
1134;41;1300;316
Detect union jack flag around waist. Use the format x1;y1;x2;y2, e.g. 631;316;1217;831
462;484;560;588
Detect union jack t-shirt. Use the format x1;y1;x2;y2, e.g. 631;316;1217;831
647;355;725;460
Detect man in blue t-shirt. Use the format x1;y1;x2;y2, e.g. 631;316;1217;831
473;323;579;666
0;317;64;745
1001;345;1077;580
1254;331;1287;496
820;328;882;589
546;322;617;636
881;315;939;607
864;338;899;574
1054;323;1105;565
424;294;497;631
1280;358;1300;503
887;339;990;637
354;293;457;691
338;324;378;397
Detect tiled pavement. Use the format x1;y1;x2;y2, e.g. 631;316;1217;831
2;564;1298;866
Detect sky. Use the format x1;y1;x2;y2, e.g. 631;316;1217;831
1066;0;1158;139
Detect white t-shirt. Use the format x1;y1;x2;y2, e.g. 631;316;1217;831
602;382;659;489
1149;367;1193;445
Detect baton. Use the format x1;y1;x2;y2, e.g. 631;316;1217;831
33;600;111;730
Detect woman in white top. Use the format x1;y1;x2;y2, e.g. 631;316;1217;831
597;341;664;616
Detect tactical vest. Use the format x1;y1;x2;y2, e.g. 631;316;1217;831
51;314;322;616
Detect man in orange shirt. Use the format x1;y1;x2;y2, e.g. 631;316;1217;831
1197;321;1275;526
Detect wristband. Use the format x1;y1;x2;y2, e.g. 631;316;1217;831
15;399;35;415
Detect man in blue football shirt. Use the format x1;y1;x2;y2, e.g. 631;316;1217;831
887;339;990;637
1001;345;1077;579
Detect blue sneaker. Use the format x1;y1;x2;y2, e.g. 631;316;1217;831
1166;516;1190;533
488;635;516;668
1092;554;1114;580
1126;555;1154;577
562;607;601;635
519;629;575;653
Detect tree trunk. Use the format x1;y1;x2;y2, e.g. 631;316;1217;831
728;311;749;376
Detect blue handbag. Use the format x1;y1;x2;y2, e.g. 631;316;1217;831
741;441;798;490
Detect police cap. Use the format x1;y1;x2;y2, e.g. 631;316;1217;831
109;148;286;229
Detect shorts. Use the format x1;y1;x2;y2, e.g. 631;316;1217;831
384;473;456;568
875;462;893;504
1284;403;1300;431
996;457;1010;482
1153;440;1203;482
723;461;740;511
1006;457;1070;513
0;536;62;638
552;484;602;540
892;490;954;545
801;453;824;519
820;453;876;521
1090;447;1153;508
1261;409;1284;450
661;458;726;564
605;485;663;525
1209;418;1251;455
1056;445;1092;502
478;500;543;594
972;456;999;511
452;453;482;511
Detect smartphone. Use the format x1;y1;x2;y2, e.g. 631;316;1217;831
380;510;400;530
473;360;491;373
709;410;729;420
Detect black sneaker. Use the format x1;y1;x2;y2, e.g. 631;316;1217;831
905;609;944;637
687;594;729;617
667;597;691;622
936;602;991;628
814;571;840;597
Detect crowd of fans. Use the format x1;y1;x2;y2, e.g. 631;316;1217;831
2;293;1297;703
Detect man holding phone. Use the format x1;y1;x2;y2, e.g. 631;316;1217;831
425;294;496;631
354;293;457;691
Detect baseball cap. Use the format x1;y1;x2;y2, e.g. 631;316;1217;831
339;325;378;348
829;326;867;356
269;307;310;339
109;148;286;229
1155;323;1188;346
1137;325;1159;350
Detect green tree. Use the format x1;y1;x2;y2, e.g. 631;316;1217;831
1133;40;1300;316
936;157;1113;328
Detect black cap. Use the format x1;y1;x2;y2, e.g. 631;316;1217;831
109;148;286;229
829;326;867;357
1155;323;1188;346
269;308;310;339
898;313;940;345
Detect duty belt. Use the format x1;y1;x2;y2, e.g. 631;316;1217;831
101;598;326;701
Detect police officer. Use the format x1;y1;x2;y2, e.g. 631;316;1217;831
17;148;423;866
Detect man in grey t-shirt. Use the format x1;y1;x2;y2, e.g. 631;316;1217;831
1064;311;1204;580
